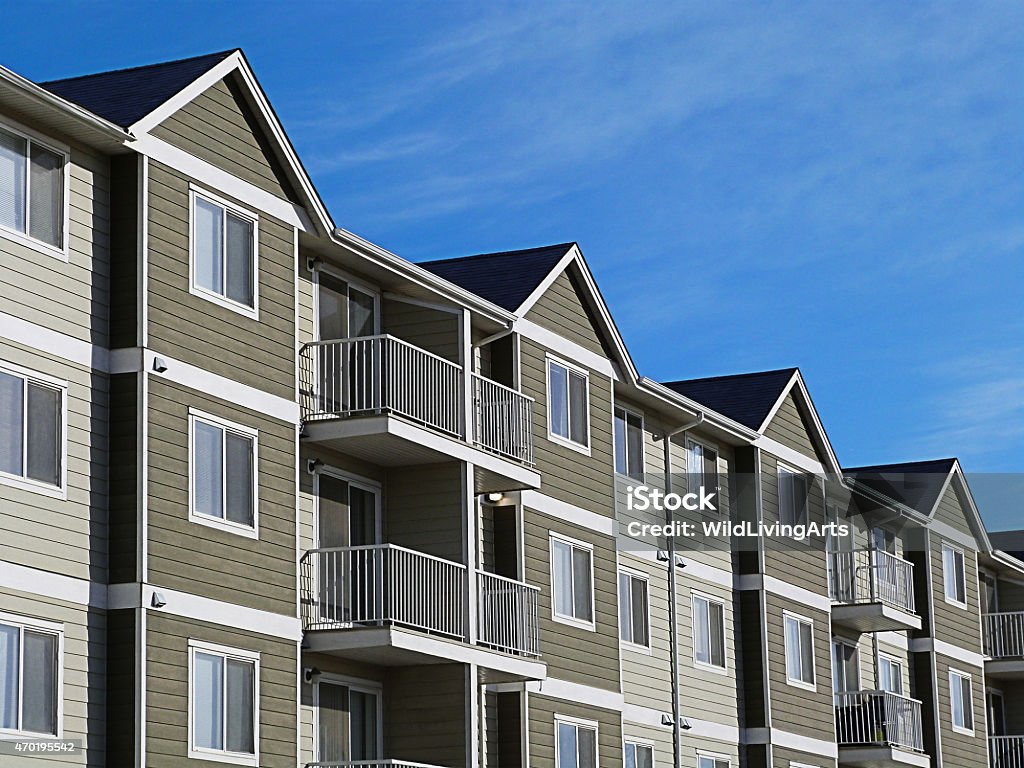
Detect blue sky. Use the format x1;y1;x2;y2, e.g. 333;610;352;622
3;3;1022;525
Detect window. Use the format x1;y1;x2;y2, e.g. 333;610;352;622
988;690;1006;737
551;535;594;627
942;543;967;606
0;122;65;253
0;363;64;492
189;641;259;764
191;188;258;315
624;741;654;768
784;613;815;689
878;654;903;695
778;465;809;526
831;639;858;693
556;717;597;768
0;615;61;736
692;593;726;669
317;680;381;762
686;439;719;503
618;571;649;648
949;669;974;734
614;406;644;480
697;754;730;768
548;358;589;450
189;411;258;536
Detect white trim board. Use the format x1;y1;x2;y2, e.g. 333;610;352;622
734;574;832;613
0;559;107;608
514;317;618;379
742;727;839;758
526;676;624;712
0;310;109;371
909;637;985;668
521;490;616;537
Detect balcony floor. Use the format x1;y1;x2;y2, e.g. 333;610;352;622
838;745;930;768
303;413;540;493
831;602;922;634
304;625;546;682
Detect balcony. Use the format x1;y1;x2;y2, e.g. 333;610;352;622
991;736;1024;768
828;550;921;633
299;336;538;491
300;545;544;680
835;691;929;767
983;613;1024;678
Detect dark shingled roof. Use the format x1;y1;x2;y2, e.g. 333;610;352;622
419;243;574;312
843;458;957;516
661;368;797;431
989;531;1024;562
39;50;237;128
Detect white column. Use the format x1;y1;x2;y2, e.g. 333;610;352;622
463;460;479;644
466;663;480;768
460;308;473;441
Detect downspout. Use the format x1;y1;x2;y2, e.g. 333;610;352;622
660;412;704;768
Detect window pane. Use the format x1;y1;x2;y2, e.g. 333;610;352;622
568;371;588;445
0;128;26;233
0;372;23;477
799;621;814;682
29;144;62;247
578;726;596;768
693;597;710;664
194;652;224;750
350;690;378;760
572;547;593;621
195;197;224;295
704;447;719;492
225;659;254;754
553;541;573;617
784;618;800;679
225;432;254;526
0;624;19;730
709;600;725;667
778;470;794;524
317;682;347;762
793;473;809;524
22;631;56;735
225;212;254;306
348;288;376;338
637;745;653;768
558;722;577;768
549;363;569;439
961;676;973;729
614;410;627;475
618;573;631;642
626;414;643;479
194;422;224;519
955;552;966;602
625;743;636;768
26;383;60;486
631;577;648;646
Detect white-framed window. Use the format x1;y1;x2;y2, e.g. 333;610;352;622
0;119;68;258
697;752;730;768
547;356;589;452
949;669;974;735
778;464;809;526
942;542;967;607
613;406;644;480
618;570;650;649
550;533;595;629
831;638;859;693
188;410;258;538
188;640;259;765
0;613;62;738
555;715;598;768
878;653;903;695
315;676;382;762
624;740;654;768
0;361;66;497
783;612;815;690
692;592;726;670
189;186;259;318
686;438;719;505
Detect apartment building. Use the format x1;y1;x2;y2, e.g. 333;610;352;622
0;48;1021;768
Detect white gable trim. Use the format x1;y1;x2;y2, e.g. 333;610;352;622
514;244;579;317
129;52;242;134
757;371;842;476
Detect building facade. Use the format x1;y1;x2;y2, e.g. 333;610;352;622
0;49;1019;768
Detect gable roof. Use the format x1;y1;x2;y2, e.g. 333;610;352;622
39;50;236;128
843;458;957;516
419;243;574;312
661;368;798;431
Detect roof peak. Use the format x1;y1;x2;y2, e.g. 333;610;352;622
845;457;957;474
662;367;798;387
419;242;576;268
40;49;238;87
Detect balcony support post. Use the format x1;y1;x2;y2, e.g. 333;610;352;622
460;308;473;441
466;663;480;768
463;461;479;645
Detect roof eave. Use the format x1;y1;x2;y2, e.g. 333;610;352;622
636;376;760;441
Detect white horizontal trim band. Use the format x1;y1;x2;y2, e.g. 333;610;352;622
742;726;839;758
0;560;106;608
622;702;739;743
735;574;832;613
521;491;616;537
527;677;624;711
910;637;985;668
513;318;617;379
0;311;108;371
751;435;824;474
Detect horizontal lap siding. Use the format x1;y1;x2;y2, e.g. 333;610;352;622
145;613;297;768
0;121;110;345
385;664;466;766
298;445;386;554
525;269;608;357
147;161;295;399
0;587;107;767
929;538;982;653
383;298;460;363
385;462;464;562
147;378;296;615
763;392;821;460
773;745;837;767
764;593;834;741
152;76;296;202
0;339;108;582
521;337;614;517
933;483;976;538
528;694;622;768
934;654;987;766
678;577;741;726
619;553;673;709
524;510;620;690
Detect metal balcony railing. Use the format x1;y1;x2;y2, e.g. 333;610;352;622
477;570;541;657
991;736;1024;768
828;549;915;613
299;336;534;465
984;612;1024;658
834;690;924;752
300;545;467;639
472;372;534;465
